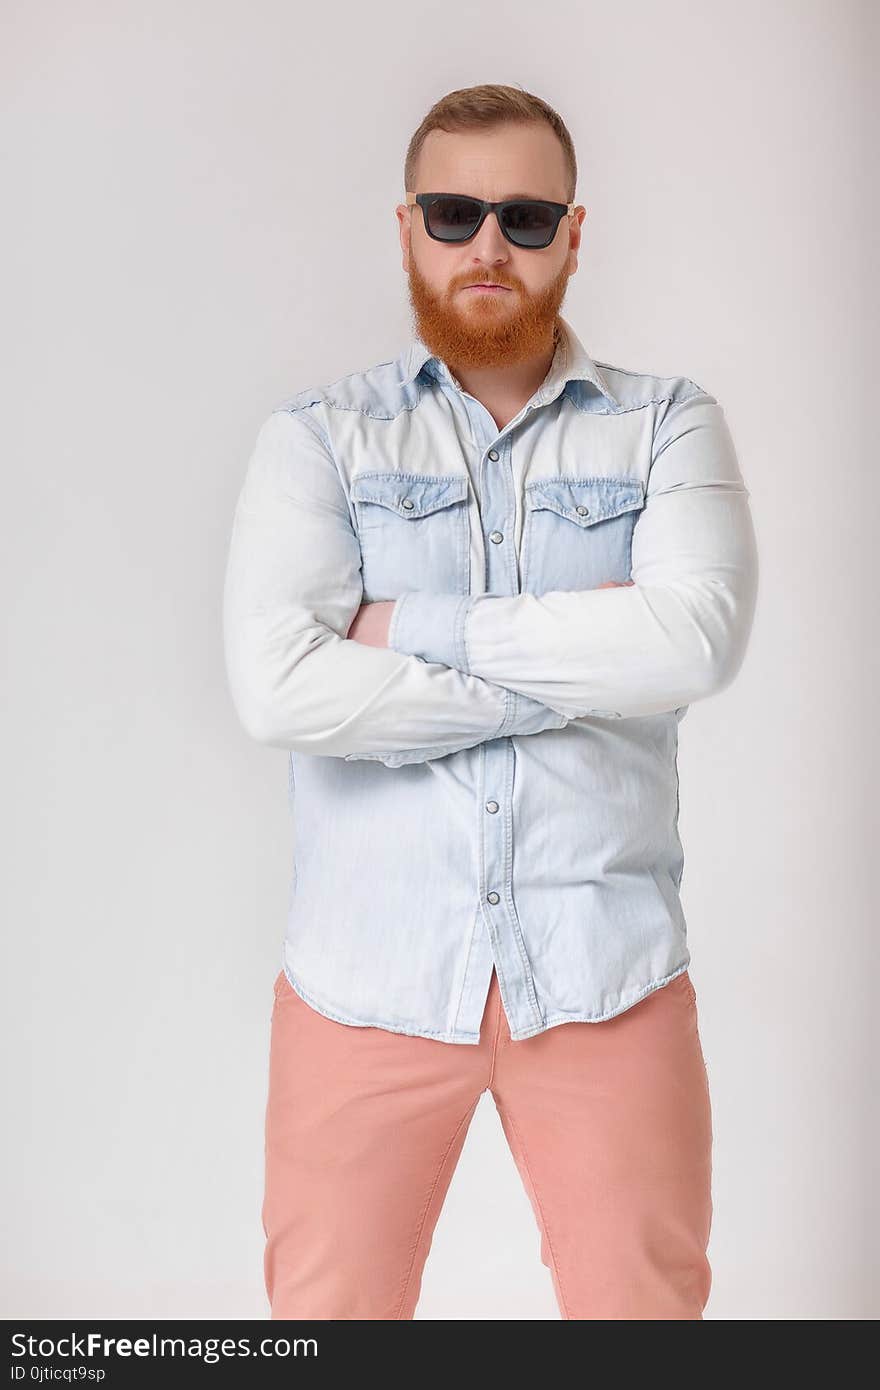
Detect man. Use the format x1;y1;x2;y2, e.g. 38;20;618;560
222;83;759;1320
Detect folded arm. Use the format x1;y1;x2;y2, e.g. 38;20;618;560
221;407;569;766
388;388;760;720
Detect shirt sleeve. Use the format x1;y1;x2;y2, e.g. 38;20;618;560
387;388;759;720
221;408;568;766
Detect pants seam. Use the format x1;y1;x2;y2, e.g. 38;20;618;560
393;1098;479;1320
497;1100;572;1320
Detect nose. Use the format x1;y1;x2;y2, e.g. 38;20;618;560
468;210;510;262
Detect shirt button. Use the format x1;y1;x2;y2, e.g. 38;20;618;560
487;449;500;461
575;504;589;516
402;498;415;510
487;891;500;905
485;800;499;814
489;530;504;544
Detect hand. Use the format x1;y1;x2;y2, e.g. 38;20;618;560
346;599;396;647
596;579;635;588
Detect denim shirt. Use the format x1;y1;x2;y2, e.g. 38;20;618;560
222;315;759;1043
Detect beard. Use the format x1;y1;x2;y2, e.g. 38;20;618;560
405;253;571;372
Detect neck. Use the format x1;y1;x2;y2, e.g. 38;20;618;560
449;326;560;429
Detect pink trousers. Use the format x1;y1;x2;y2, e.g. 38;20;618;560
262;964;713;1320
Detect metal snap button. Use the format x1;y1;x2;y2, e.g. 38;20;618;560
402;498;414;509
488;449;500;461
489;531;504;544
575;504;589;515
485;800;499;814
487;891;500;905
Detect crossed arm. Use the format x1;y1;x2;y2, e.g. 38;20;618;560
222;407;569;767
222;390;758;765
346;583;634;664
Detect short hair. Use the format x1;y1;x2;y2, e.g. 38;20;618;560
404;83;577;202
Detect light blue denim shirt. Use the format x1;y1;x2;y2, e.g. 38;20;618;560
222;315;759;1043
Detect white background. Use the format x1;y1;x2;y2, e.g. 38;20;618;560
2;0;877;1319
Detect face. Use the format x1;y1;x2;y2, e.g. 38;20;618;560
397;123;585;371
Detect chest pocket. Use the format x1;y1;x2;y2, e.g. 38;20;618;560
350;471;470;600
520;476;645;594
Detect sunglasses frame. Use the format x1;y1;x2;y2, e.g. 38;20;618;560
406;191;578;249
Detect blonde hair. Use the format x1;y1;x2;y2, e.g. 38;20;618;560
404;83;577;201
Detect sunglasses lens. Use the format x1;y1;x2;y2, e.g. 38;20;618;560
425;196;483;240
502;202;558;247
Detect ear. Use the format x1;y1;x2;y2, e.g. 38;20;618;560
396;203;412;270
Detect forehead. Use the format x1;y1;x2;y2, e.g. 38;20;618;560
416;125;568;200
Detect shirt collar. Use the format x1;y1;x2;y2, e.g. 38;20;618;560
396;312;618;407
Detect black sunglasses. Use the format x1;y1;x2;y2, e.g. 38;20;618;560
406;191;577;249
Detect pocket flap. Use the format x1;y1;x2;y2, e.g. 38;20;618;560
350;471;469;518
525;476;644;527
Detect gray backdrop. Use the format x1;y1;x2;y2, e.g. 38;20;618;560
3;0;877;1319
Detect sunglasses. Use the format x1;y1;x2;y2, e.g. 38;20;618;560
406;191;577;249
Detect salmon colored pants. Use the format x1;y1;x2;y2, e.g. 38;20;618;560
262;964;713;1320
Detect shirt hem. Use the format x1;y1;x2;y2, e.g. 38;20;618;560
505;960;692;1039
279;957;692;1045
281;962;483;1045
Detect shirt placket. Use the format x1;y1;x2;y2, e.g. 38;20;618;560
460;397;545;1037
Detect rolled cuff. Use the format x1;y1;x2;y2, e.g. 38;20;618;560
388;591;472;672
